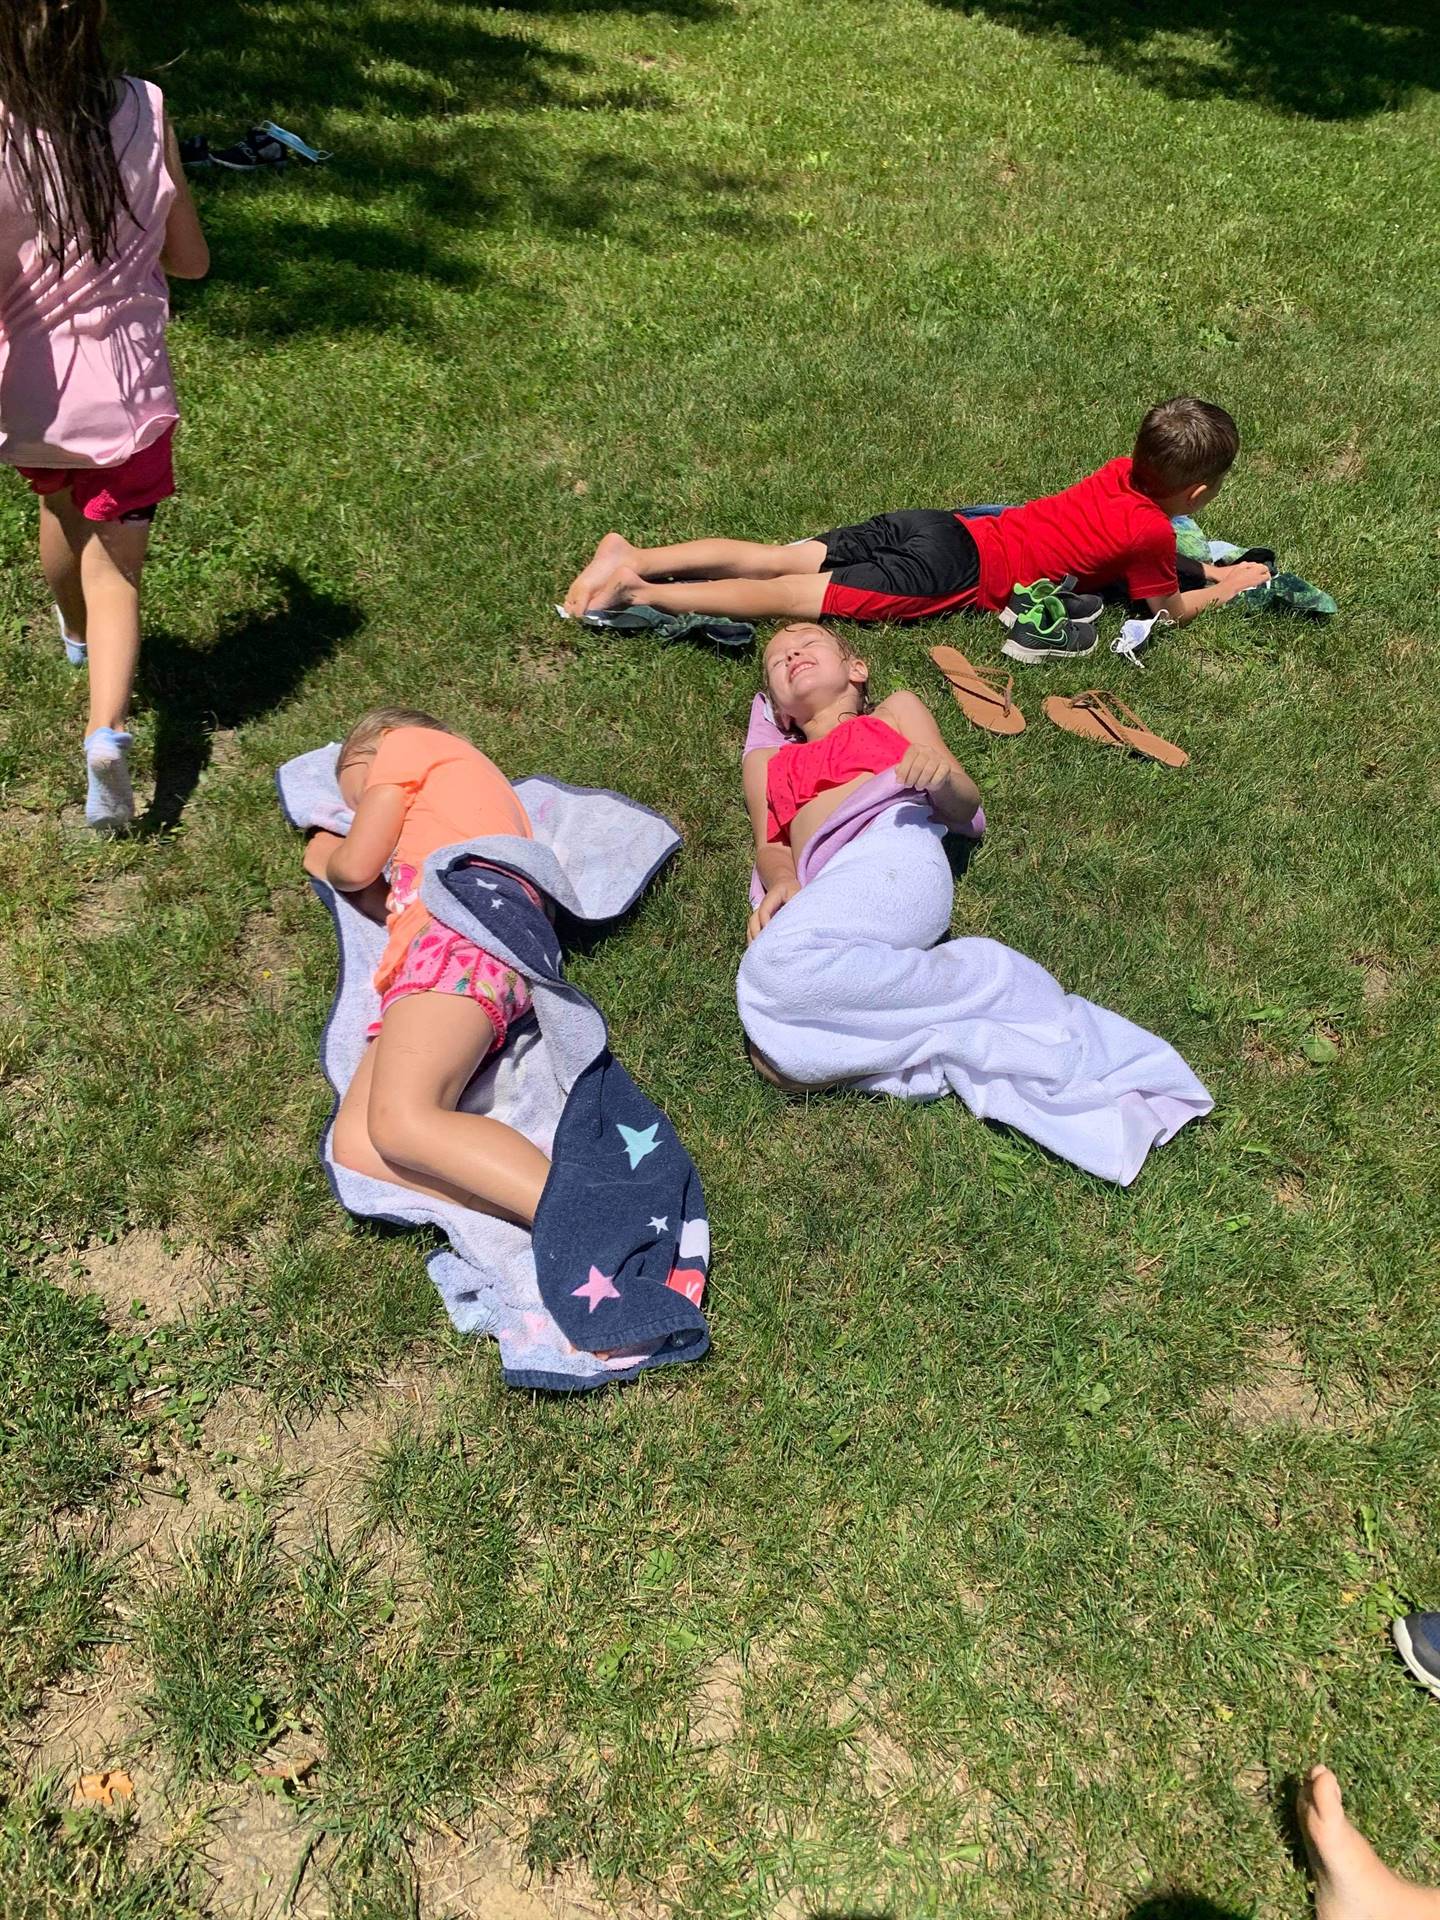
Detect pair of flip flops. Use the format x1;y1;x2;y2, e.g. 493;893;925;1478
928;646;1188;768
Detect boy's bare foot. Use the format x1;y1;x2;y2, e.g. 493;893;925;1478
1299;1765;1440;1920
564;532;636;616
582;563;650;614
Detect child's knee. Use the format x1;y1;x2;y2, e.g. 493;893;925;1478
333;1097;383;1177
367;1084;432;1170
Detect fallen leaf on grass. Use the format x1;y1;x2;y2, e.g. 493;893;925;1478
73;1770;133;1807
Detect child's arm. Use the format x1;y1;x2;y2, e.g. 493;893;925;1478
879;692;982;828
160;115;210;279
307;783;407;893
743;749;799;942
1147;559;1271;627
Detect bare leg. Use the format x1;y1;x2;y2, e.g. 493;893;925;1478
565;532;826;616
1299;1765;1440;1920
334;1042;486;1211
80;516;150;735
360;993;551;1226
588;564;829;622
747;1040;839;1094
38;494;88;643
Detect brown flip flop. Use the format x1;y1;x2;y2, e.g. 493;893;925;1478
1042;689;1188;768
929;645;1025;734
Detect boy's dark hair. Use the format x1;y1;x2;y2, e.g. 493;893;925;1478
0;0;132;269
1132;397;1240;496
338;707;454;773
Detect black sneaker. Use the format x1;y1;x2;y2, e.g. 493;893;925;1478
999;575;1104;663
209;129;290;171
1393;1613;1440;1699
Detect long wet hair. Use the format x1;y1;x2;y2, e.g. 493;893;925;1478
0;0;132;269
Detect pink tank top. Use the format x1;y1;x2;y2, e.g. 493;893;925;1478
765;714;909;843
0;78;177;469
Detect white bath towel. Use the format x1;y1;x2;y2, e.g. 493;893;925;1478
736;795;1212;1185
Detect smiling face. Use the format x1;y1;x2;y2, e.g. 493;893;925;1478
762;624;869;729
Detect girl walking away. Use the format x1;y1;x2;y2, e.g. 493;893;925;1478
0;0;208;830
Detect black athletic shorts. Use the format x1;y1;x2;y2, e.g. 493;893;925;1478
817;508;983;622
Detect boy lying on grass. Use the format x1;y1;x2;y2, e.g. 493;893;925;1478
564;396;1271;646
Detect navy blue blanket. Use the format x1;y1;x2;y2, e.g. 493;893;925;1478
439;861;710;1368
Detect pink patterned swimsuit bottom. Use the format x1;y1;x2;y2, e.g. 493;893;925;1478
368;915;534;1051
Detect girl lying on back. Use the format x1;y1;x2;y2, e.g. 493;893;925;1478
742;622;981;946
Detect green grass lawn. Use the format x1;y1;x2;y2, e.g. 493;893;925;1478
2;1;1439;1914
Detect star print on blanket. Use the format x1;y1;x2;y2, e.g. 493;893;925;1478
438;862;710;1368
278;746;710;1392
529;1054;711;1352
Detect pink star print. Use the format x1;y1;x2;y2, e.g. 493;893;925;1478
572;1266;621;1313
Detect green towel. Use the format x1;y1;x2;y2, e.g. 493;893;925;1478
1173;521;1212;564
1233;572;1337;619
576;604;755;650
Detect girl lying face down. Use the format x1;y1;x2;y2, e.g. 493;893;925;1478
304;706;550;1227
742;623;982;945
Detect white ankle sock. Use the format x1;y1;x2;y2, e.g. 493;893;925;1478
84;727;135;831
54;605;87;666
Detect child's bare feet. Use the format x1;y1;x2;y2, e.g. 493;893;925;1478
583;563;650;614
1299;1765;1440;1920
564;532;636;615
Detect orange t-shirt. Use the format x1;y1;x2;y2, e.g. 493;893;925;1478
365;726;532;993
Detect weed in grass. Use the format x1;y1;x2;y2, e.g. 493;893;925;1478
140;1519;286;1777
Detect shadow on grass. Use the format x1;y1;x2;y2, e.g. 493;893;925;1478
924;0;1439;118
136;569;359;833
1127;1896;1251;1920
113;0;769;338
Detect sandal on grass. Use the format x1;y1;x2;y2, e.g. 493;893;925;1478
1042;689;1188;768
929;645;1025;734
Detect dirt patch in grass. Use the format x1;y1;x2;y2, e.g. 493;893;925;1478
56;1229;225;1326
687;1652;745;1750
72;867;146;940
415;1817;653;1920
1320;432;1367;482
514;636;575;685
1241;1029;1303;1076
1271;1171;1308;1211
236;894;301;1011
855;1723;916;1797
116;1361;440;1576
1353;951;1394;1007
1212;1329;1363;1432
198;1782;329;1920
22;1641;152;1786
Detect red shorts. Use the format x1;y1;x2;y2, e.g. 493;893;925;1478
17;425;176;523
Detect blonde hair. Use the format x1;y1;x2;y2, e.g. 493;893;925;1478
337;705;453;775
761;623;874;735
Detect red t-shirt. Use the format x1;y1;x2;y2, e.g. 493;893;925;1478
960;456;1179;610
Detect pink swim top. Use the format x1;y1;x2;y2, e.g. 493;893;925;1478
0;78;178;469
765;714;909;843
